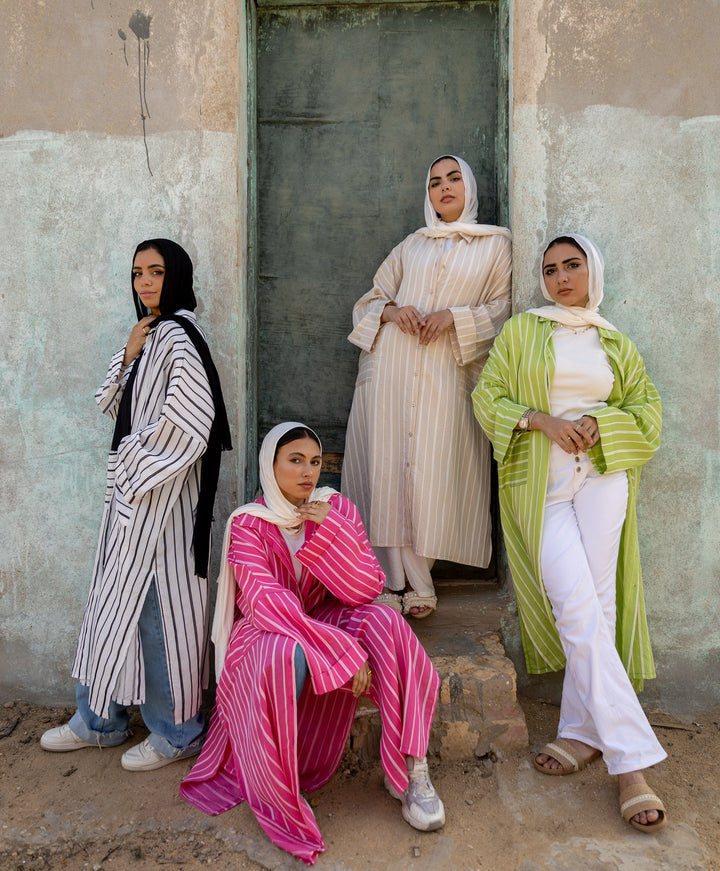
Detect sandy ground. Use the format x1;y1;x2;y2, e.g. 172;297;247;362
0;696;718;871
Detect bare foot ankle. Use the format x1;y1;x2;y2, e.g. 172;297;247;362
535;738;600;772
618;771;661;827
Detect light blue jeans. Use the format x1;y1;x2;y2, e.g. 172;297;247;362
70;581;205;758
294;644;308;698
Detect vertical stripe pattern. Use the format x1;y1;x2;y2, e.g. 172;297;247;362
72;312;214;722
342;231;512;567
180;494;439;866
471;313;662;689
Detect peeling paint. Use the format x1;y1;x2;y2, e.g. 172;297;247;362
526;0;720;118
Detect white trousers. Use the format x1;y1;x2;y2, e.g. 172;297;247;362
541;445;666;775
374;546;435;597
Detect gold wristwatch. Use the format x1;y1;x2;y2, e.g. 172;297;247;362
518;409;532;431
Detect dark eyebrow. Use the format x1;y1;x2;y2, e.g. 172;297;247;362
544;256;582;269
132;263;164;270
287;451;322;461
429;170;462;183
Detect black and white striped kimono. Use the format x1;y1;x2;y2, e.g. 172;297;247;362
72;310;215;723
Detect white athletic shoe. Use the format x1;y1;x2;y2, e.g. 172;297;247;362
40;724;96;752
121;738;201;772
384;757;446;832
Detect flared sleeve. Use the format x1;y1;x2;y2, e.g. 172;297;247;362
229;519;370;695
472;314;550;465
95;348;135;419
113;323;214;506
347;238;406;352
588;331;662;474
297;496;385;605
449;234;512;367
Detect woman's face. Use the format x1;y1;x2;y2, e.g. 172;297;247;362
133;247;165;316
542;242;590;307
428;158;465;223
273;436;322;506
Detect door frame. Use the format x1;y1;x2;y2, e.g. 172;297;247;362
242;0;510;502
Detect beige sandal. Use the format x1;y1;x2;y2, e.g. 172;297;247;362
534;739;601;775
619;783;667;833
402;590;437;619
373;592;403;613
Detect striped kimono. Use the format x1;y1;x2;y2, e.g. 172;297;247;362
180;494;439;866
472;313;661;689
72;311;214;722
343;231;512;567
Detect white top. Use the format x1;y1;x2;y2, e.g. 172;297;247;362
280;526;305;582
549;326;614;420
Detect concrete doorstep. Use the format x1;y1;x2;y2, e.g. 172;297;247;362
347;582;529;765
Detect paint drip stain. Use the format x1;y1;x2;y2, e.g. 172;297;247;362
121;11;154;176
118;29;129;66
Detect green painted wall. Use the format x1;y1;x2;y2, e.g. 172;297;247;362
0;0;248;702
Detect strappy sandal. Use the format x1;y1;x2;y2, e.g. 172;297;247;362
533;738;601;775
373;592;403;613
402;590;437;619
619;783;667;833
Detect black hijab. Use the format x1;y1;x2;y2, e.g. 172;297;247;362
132;238;197;318
112;239;232;578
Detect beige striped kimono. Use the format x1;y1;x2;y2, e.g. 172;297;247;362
342;230;512;567
472;313;662;689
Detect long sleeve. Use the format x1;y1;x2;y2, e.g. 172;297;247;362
448;234;512;367
95;348;134;420
229;522;369;695
347;239;406;352
588;331;662;474
298;497;385;605
113;325;214;505
472;314;552;466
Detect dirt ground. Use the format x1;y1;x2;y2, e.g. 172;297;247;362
0;696;717;871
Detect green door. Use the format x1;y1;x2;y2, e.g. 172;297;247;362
252;0;504;496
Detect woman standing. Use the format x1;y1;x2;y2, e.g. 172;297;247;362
343;155;512;617
181;422;443;866
472;234;666;831
41;239;231;771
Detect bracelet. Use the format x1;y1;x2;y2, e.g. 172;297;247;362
527;410;537;430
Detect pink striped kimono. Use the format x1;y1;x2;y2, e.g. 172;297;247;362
180;493;439;865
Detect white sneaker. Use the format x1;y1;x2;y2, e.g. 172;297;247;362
384;757;445;832
121;738;200;772
40;724;96;752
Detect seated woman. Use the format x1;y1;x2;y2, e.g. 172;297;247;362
472;235;667;833
180;422;444;865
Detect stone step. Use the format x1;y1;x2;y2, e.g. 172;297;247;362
346;583;529;764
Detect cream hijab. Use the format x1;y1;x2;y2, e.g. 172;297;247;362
527;233;618;332
211;422;337;675
417;154;511;241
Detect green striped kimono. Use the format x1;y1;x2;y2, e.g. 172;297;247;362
472;313;662;690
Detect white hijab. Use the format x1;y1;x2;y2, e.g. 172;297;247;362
527;233;618;332
211;421;337;675
417;154;511;241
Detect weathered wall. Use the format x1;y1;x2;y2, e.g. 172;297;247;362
2;0;719;717
0;0;247;702
509;0;720;712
